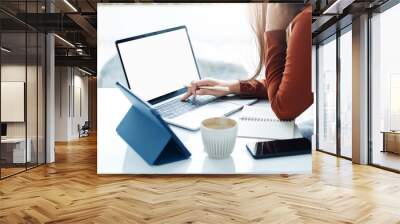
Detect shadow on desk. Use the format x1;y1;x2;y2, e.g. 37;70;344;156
122;146;191;173
122;146;236;174
202;156;235;173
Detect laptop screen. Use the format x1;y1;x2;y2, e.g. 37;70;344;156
117;27;200;102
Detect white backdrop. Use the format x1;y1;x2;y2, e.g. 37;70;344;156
97;3;259;87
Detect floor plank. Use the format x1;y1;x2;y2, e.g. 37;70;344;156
1;134;400;223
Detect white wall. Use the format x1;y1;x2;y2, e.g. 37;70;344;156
55;67;89;141
71;73;89;138
55;66;69;141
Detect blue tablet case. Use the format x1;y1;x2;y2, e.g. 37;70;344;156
115;82;191;165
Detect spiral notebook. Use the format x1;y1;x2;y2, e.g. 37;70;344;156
238;105;295;139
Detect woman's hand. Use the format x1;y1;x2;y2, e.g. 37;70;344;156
181;78;240;101
265;4;301;31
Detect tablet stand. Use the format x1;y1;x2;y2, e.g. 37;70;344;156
116;106;191;165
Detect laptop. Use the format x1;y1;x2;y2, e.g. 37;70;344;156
116;26;256;131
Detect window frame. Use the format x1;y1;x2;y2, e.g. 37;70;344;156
338;25;353;159
315;24;352;160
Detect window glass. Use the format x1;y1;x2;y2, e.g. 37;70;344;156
317;37;337;154
340;29;352;158
371;3;400;171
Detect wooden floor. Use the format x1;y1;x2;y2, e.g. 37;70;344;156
372;150;400;171
1;167;26;178
1;135;400;223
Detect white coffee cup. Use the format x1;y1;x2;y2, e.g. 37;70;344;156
200;117;238;159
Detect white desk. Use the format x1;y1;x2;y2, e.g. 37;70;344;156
98;88;311;174
1;138;31;163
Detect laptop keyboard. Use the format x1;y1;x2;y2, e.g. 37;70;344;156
154;96;216;119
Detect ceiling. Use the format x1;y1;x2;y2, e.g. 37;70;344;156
4;0;389;73
0;0;100;73
312;0;392;44
0;0;311;75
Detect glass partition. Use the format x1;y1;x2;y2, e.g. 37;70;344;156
27;31;38;169
0;1;46;179
1;30;28;177
26;0;44;169
38;32;46;165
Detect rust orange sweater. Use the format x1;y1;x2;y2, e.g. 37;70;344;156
239;5;313;120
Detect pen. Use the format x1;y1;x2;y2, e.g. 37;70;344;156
185;85;229;104
185;85;230;105
184;85;230;92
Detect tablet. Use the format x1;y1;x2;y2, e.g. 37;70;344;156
115;82;191;165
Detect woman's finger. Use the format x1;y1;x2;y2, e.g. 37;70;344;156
190;81;198;101
180;89;193;101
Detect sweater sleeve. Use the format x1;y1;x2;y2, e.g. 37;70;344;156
265;7;313;120
238;79;268;99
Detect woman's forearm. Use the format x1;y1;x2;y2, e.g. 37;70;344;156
227;80;240;95
237;79;268;99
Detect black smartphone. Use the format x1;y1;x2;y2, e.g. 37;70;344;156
246;138;311;159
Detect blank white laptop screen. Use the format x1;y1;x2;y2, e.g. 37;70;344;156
117;28;199;102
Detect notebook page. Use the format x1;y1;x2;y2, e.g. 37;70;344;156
238;106;295;139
